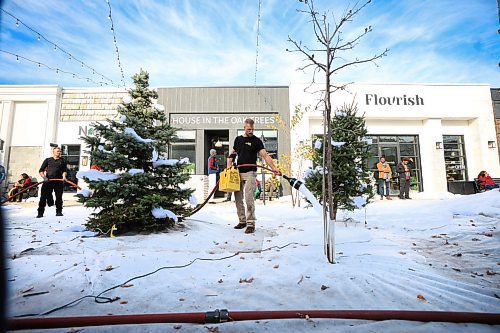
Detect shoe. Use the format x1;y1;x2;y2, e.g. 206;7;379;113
380;196;383;200
399;197;405;199
234;223;246;229
386;196;392;200
244;226;255;234
56;212;63;216
405;197;412;200
36;214;43;218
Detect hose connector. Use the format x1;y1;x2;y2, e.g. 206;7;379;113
205;309;230;323
283;175;302;190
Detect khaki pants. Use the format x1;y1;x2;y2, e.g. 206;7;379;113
234;171;257;227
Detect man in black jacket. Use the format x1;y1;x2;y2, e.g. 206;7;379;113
396;157;413;199
37;147;67;218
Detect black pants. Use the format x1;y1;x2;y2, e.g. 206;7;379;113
399;178;410;198
38;181;63;214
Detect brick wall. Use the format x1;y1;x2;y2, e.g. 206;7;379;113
60;92;126;121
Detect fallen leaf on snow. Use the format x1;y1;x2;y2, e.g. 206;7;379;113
452;268;461;272
119;300;128;304
101;265;118;271
399;251;406;255
239;277;254;283
273;264;280;269
239;256;245;260
238;240;244;244
320;285;329;291
121;284;134;288
417;294;426;302
173;325;182;330
486;270;497;276
204;326;220;332
218;279;223;283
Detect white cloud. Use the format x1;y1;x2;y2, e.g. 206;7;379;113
0;0;498;88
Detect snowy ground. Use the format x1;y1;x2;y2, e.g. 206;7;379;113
3;190;500;332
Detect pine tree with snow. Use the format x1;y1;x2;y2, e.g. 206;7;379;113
304;102;374;220
78;69;193;234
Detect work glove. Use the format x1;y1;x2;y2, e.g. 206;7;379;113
43;177;49;183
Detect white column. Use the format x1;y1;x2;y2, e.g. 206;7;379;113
420;118;447;193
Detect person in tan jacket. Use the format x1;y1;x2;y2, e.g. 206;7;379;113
376;156;392;200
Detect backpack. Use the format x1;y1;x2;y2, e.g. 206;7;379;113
373;170;379;181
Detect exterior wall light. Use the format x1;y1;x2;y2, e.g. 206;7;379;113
488;141;496;149
435;142;443;149
81;156;89;166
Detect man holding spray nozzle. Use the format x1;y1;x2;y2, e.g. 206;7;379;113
227;118;280;234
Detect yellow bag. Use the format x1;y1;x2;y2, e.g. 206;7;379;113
219;167;240;192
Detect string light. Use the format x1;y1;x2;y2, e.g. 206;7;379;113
0;49;110;86
106;0;126;87
252;0;275;112
1;8;116;86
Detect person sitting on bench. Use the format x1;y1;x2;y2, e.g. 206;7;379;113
477;171;499;190
8;173;32;202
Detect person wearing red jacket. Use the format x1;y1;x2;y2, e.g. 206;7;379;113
8;173;32;202
477;171;499;190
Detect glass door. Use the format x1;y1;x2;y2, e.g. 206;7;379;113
379;145;399;195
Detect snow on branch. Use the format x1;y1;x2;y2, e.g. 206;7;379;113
124;127;154;143
77;169;119;181
151;207;178;222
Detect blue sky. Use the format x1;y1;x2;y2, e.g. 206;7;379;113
1;0;499;88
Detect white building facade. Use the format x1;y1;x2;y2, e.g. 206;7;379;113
0;83;498;199
290;83;500;195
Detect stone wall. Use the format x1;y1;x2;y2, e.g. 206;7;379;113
496;119;500;158
60;92;126;121
6;146;43;184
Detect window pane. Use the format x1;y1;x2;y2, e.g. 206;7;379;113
171;145;196;174
398;136;415;143
399;144;415;156
378;136;397;143
176;130;196;142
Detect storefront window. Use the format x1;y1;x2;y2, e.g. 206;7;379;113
443;135;468;181
366;135;423;192
61;144;80;192
170;130;196;174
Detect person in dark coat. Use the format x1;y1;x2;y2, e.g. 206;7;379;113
396;157;413;199
37;147;67;218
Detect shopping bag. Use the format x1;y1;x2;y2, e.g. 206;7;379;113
219;167;240;192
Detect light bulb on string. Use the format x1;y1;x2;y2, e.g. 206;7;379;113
16;55;19;61
37;34;41;41
68;55;71;61
81;62;84;68
92;70;95;75
72;73;76;78
38;62;41;68
15;19;19;27
108;15;111;20
53;45;57;51
56;68;59;74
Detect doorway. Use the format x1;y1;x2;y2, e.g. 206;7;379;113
204;130;229;198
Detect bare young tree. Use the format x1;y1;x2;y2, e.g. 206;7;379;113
287;0;388;263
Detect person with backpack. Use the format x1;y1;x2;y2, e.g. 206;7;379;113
376;156;392;200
